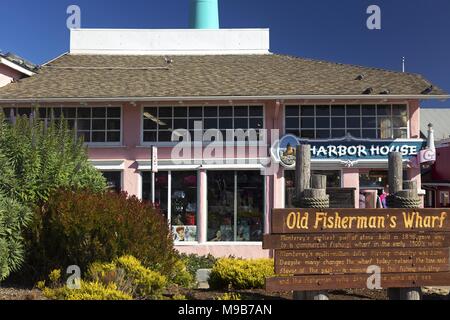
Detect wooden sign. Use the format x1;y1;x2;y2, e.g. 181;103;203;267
265;208;450;292
266;272;450;292
263;233;450;250
274;248;450;275
271;208;450;234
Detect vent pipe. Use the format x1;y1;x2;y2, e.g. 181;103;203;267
190;0;220;29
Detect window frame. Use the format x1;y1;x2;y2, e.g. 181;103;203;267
2;105;123;147
140;104;266;147
141;170;200;244
205;169;265;244
283;103;410;140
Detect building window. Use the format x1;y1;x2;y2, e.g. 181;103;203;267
285;104;408;140
359;170;408;190
143;106;264;142
2;106;121;143
101;171;122;193
440;191;450;208
284;170;341;208
207;171;264;242
142;171;198;242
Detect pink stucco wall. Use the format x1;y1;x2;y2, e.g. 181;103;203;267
175;244;271;258
342;168;360;208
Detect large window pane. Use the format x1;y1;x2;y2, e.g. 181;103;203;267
101;171;122;193
208;171;264;242
332;118;345;129
347;117;360;128
392;105;407;116
285;105;299;117
331;105;345;116
346;105;361;116
362;105;376;116
300;105;314;116
286;118;299;129
208;171;235;242
316;117;330;129
234;106;248;117
301;118;315;129
237;172;264;242
362;117;377;128
250;106;264;117
174;107;188;118
316;105;330;117
171;172;198;242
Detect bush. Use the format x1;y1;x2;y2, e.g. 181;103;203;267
208;258;274;290
39;256;167;300
168;259;195;288
215;292;242;301
0;111;105;281
42;280;133;300
89;256;168;300
0;111;106;206
179;254;217;278
0;195;32;281
25;189;178;281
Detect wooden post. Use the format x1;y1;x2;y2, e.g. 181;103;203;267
311;174;327;190
387;153;421;301
388;152;403;195
293;148;329;300
295;144;310;200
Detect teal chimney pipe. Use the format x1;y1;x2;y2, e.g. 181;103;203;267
190;0;220;29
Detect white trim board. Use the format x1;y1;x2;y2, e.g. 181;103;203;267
70;29;271;55
0;57;35;77
1;95;448;104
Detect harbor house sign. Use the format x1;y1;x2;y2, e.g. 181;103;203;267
271;134;426;168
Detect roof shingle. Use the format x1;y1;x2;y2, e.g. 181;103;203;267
0;54;446;100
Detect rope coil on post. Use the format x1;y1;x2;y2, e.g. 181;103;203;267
300;196;330;209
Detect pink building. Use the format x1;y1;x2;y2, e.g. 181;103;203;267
0;26;448;258
421;108;450;207
0;52;36;87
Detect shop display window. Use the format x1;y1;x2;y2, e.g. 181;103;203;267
207;171;264;242
142;171;197;242
101;171;122;193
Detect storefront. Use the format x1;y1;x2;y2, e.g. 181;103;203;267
1;27;447;258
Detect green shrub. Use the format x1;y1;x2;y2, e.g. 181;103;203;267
215;292;242;301
0;111;106;206
88;256;168;300
42;280;133;300
0;111;105;282
179;253;217;278
41;256;167;300
0;195;32;281
168;259;195;288
25;189;178;281
208;258;274;290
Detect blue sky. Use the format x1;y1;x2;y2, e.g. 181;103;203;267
1;0;449;107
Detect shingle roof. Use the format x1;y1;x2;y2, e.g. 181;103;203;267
0;53;446;100
421;108;450;142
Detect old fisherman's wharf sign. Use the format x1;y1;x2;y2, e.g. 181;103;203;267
264;208;450;292
271;134;426;168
